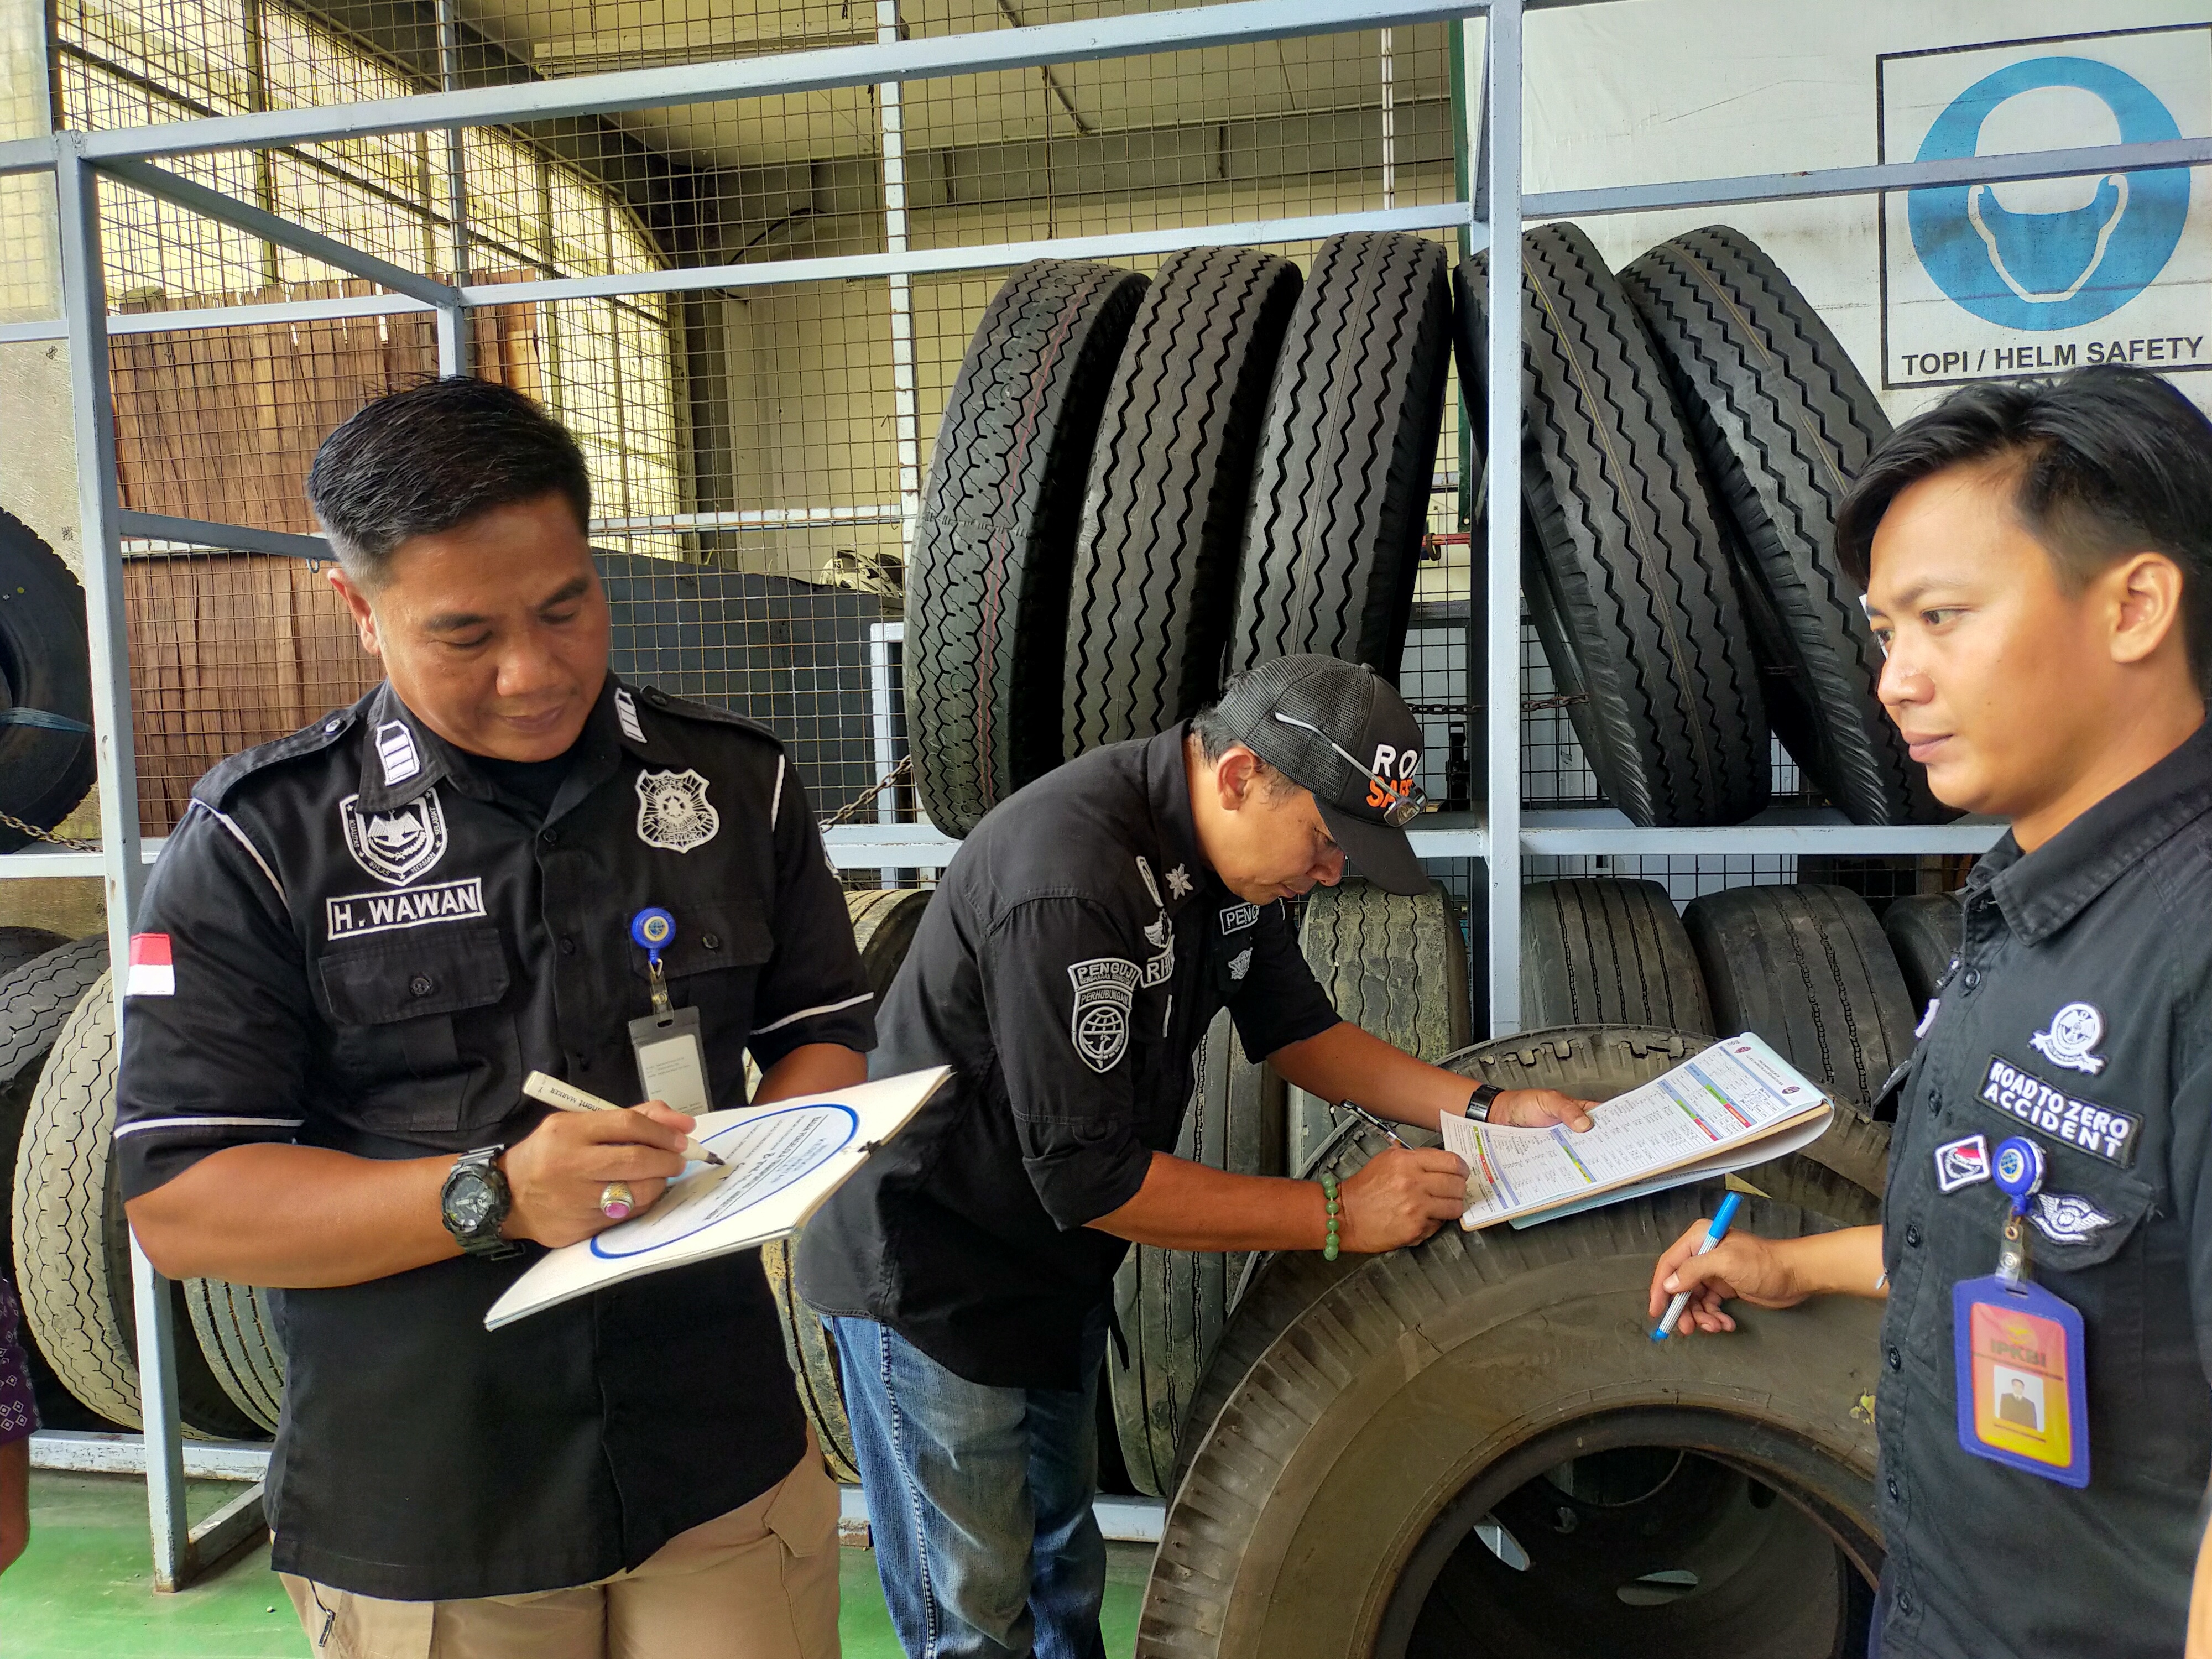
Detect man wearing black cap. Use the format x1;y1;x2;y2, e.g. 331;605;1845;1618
797;654;1593;1659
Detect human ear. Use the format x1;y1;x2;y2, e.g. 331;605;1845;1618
2107;551;2185;668
327;565;384;659
1216;748;1258;811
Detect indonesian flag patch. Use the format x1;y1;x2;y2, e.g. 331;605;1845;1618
126;933;174;998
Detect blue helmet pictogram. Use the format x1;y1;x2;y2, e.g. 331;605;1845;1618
1908;56;2189;331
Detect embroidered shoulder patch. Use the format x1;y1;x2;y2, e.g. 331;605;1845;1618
1068;958;1139;1072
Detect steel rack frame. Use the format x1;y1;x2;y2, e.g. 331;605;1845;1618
3;0;2204;1586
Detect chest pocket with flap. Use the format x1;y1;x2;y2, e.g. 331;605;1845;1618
318;924;518;1135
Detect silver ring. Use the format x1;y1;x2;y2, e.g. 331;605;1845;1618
599;1181;635;1220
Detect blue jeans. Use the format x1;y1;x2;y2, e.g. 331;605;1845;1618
828;1315;1108;1659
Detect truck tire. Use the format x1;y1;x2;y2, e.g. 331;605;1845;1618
1110;1006;1286;1498
1882;891;1963;1018
760;1237;862;1484
1228;233;1452;678
846;886;930;998
1287;879;1469;1174
1683;884;1917;1119
11;972;261;1437
1065;248;1302;754
1143;1179;1880;1659
0;936;110;1261
0;927;68;984
1520;879;1713;1033
909;260;1149;837
1455;229;1770;826
182;1278;285;1434
1617;227;1945;826
0;511;97;852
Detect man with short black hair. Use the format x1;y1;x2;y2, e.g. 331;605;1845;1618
120;377;869;1657
1645;364;2212;1659
800;654;1597;1659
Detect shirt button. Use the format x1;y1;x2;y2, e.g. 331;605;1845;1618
1887;1476;1901;1502
1887;1344;1902;1372
1906;1224;1922;1248
324;718;343;735
1961;968;1981;990
541;827;560;846
409;975;435;997
1898;1590;1916;1616
703;932;721;951
558;937;576;957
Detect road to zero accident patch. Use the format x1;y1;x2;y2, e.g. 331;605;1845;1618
1979;1055;2141;1168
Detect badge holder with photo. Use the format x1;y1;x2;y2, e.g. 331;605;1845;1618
628;906;711;1117
1952;1136;2090;1488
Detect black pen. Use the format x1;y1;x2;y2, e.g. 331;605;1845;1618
1332;1098;1407;1149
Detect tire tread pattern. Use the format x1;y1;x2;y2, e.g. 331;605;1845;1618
1519;878;1714;1033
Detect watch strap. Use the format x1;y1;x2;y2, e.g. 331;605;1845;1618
1465;1083;1504;1124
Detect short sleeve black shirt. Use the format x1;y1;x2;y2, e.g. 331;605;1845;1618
113;676;873;1601
794;726;1342;1390
1875;717;2212;1658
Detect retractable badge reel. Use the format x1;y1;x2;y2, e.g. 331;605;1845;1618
1950;1136;2089;1486
627;907;712;1119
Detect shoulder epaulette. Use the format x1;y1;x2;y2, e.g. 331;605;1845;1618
192;705;358;808
630;684;783;746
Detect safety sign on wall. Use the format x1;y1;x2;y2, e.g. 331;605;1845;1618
1878;25;2209;390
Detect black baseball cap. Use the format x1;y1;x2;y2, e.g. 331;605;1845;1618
1208;655;1430;896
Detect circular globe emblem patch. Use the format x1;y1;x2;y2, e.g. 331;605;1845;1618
1909;56;2189;331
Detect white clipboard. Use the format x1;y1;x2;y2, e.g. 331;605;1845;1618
484;1067;948;1330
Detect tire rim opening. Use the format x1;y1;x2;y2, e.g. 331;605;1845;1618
1381;1413;1877;1659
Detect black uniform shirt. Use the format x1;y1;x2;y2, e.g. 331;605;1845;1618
1876;717;2212;1658
795;725;1341;1390
113;676;874;1601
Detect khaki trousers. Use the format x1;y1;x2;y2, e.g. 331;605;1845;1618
280;1446;841;1659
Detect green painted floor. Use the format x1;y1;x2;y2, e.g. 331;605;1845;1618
0;1472;1151;1657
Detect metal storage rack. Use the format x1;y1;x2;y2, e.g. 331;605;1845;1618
0;0;2203;1588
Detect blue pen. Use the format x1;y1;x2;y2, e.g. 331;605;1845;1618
1652;1191;1744;1341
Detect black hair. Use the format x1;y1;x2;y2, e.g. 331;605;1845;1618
306;377;591;585
1834;362;2212;691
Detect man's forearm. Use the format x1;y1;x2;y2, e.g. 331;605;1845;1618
1271;1021;1469;1133
754;1042;868;1104
1087;1152;1324;1251
1775;1224;1888;1300
126;1144;457;1288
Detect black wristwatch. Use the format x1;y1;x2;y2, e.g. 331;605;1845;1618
441;1145;519;1260
1464;1083;1504;1124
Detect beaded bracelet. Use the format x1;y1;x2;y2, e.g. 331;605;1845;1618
1319;1172;1341;1261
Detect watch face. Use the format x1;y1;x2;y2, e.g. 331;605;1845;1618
448;1173;495;1230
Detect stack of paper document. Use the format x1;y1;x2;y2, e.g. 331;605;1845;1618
484;1067;948;1329
1437;1034;1833;1230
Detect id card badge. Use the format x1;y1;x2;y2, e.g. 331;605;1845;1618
1952;1275;2090;1488
629;1005;712;1118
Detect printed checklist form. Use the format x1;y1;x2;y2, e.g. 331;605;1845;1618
1437;1034;1834;1230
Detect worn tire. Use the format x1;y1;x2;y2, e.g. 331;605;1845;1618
182;1278;285;1434
1520;879;1713;1033
908;260;1149;837
1286;879;1469;1174
0;511;97;851
760;1237;862;1484
1882;892;1963;1019
1110;1006;1286;1498
1618;227;1945;825
1683;884;1918;1118
1456;229;1770;826
0;927;68;984
0;936;111;1264
1141;1181;1882;1658
1228;233;1452;679
10;972;261;1438
845;886;931;998
1065;249;1302;754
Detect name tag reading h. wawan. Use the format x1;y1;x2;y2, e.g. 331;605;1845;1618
325;878;486;940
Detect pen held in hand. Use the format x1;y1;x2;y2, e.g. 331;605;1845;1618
522;1070;726;1167
1652;1190;1743;1341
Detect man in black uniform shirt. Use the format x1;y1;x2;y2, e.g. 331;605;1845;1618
118;379;871;1658
799;654;1597;1659
1646;364;2212;1658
